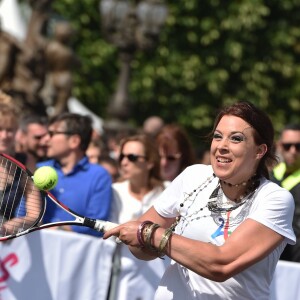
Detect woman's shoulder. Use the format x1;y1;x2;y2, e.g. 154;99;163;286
186;163;213;170
182;164;214;177
170;164;215;191
257;178;294;203
260;178;292;193
112;180;129;191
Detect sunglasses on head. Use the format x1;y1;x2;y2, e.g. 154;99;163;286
119;153;146;163
282;143;300;152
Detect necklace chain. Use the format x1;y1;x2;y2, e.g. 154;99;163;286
220;173;257;189
217;174;259;202
173;173;260;232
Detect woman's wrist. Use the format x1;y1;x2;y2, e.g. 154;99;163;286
152;227;173;256
136;220;174;258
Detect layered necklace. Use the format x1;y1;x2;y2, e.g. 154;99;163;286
173;173;261;233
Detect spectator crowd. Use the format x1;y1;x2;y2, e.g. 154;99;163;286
0;90;299;300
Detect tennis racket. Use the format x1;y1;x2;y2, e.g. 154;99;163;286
0;153;118;241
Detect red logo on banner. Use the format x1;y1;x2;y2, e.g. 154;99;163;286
0;253;19;291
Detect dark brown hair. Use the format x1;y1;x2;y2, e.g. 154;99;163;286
49;113;93;152
211;101;277;178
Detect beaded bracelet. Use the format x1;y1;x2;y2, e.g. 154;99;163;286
137;221;153;248
158;227;173;254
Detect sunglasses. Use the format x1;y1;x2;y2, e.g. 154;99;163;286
282;143;300;152
119;153;146;163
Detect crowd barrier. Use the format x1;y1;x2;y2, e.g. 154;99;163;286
0;230;299;300
0;230;116;300
270;259;300;300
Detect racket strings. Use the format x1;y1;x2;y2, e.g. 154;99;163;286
2;162;21;221
0;157;43;237
0;158;17;225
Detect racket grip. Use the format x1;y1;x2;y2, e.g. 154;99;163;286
94;220;118;233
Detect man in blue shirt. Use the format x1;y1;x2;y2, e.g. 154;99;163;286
38;113;112;237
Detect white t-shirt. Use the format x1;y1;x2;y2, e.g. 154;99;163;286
111;180;169;224
110;180;170;300
153;164;296;300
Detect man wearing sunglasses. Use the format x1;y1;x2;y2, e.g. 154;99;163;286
271;123;300;262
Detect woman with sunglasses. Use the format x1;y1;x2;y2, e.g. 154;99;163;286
109;134;169;300
156;124;197;181
105;102;296;300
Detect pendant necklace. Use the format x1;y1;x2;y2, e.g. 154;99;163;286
173;173;260;232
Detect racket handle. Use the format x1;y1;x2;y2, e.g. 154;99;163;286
94;220;118;233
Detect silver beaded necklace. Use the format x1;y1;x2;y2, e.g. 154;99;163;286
210;177;260;227
174;173;260;233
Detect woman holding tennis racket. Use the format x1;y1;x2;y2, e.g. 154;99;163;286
104;101;296;300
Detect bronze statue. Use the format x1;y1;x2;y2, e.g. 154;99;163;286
10;0;53;115
41;21;80;116
0;1;81;118
0;20;22;93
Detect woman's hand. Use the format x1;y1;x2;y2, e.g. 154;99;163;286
103;220;165;261
103;220;141;247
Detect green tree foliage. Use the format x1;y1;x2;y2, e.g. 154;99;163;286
51;0;300;139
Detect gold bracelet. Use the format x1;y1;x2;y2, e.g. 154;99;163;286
137;221;153;247
158;227;173;254
142;223;153;245
142;223;165;258
145;223;160;249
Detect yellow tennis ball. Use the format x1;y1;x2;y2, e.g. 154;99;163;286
33;166;58;191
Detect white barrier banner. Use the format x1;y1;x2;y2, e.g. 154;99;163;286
270;260;300;300
0;230;116;300
1;229;298;300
